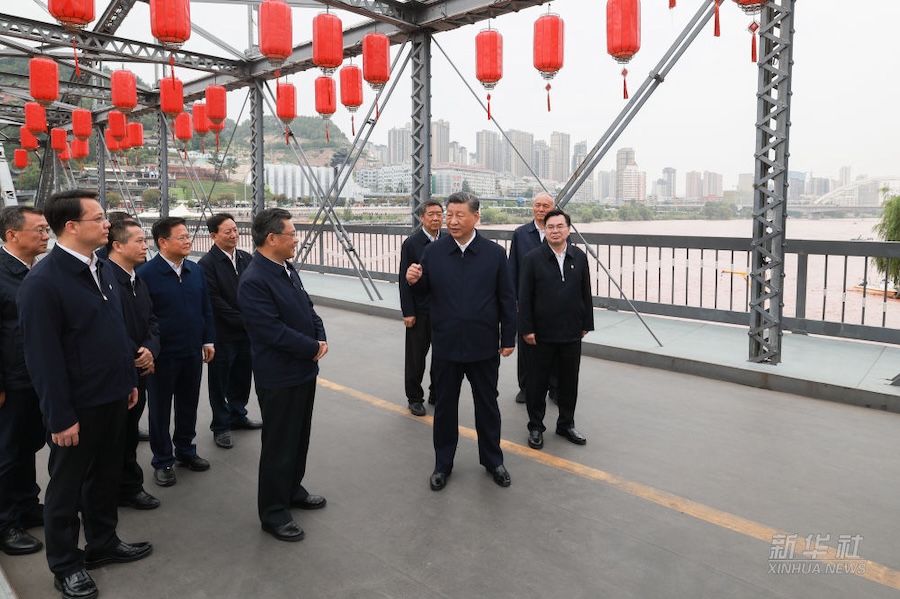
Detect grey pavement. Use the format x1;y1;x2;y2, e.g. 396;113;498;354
2;272;900;598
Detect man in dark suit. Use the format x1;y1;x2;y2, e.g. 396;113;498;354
198;213;260;450
518;209;595;449
0;206;48;556
508;192;555;404
18;189;151;599
238;208;328;543
406;192;516;492
104;220;161;510
398;199;443;416
139;217;215;488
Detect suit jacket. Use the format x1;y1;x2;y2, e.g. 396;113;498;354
198;245;252;343
398;229;439;318
137;254;215;358
0;249;34;392
518;242;595;343
508;220;543;297
18;245;136;433
107;260;160;386
237;253;326;389
414;231;516;363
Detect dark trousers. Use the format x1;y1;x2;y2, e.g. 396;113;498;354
517;336;558;395
526;340;582;433
147;354;202;469
257;381;316;527
207;337;253;434
45;400;126;577
119;388;147;499
432;356;503;473
0;387;44;528
404;312;433;401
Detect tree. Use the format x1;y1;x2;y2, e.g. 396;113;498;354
106;192;123;208
142;188;161;210
461;179;471;193
873;192;900;287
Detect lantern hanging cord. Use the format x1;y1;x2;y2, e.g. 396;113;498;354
169;55;176;79
72;39;80;78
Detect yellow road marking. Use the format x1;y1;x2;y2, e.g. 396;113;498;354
317;377;900;591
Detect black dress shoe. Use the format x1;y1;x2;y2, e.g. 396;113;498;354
54;568;98;599
232;417;263;430
84;541;152;569
119;490;161;510
154;466;176;487
0;525;43;555
515;390;526;404
292;494;327;510
528;429;544;449
408;401;426;416
261;520;305;542
21;503;44;528
556;426;587;445
137;427;150;442
214;431;233;449
175;455;211;471
485;464;511;487
429;471;449;491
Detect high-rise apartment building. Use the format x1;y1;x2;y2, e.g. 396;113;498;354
571;140;587;176
431;119;450;164
448;141;468;166
507;130;534;178
550;131;570;182
476;130;502;173
662;167;676;199
596;169;616;202
839;166;852;188
533;140;551;180
621;165;646;203
704;171;723;199
615;147;636;202
685;171;703;200
387;124;411;165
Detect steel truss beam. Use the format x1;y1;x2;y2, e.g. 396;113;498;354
249;80;265;216
94;0;138;35
409;31;431;225
748;0;796;364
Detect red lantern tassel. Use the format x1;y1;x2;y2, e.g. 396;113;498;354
72;40;81;78
546;84;551;112
487;93;492;121
215;131;220;153
201;139;205;154
751;32;757;62
375;99;380;120
622;69;629;100
325;122;330;142
285;126;289;145
169;55;175;79
714;0;721;37
351;115;356;136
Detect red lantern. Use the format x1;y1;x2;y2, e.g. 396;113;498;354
59;142;72;162
160;76;184;118
105;128;120;154
259;0;292;74
209;119;225;153
25;102;47;134
339;64;362;136
533;13;564;112
607;0;641;99
475;28;502;120
734;0;765;14
313;12;343;75
192;102;210;152
72;138;90;160
49;0;95;30
50;128;68;153
108;110;127;142
20;127;38;151
72;108;92;140
14;149;28;169
174;112;192;159
276;82;296;143
362;32;390;92
127;122;144;148
150;0;191;50
30;57;59;107
206;85;227;124
111;69;137;112
315;76;336;142
118;131;132;152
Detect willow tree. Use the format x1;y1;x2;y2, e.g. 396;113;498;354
872;191;900;287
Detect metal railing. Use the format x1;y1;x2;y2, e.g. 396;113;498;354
179;220;900;345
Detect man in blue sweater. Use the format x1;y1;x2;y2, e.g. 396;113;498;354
238;209;327;543
138;217;215;488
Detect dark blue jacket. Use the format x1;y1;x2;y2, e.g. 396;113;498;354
398;229;438;318
518;242;595;343
508;220;543;298
107;260;160;386
237;253;326;389
198;245;253;343
137;254;215;358
414;231;516;363
18;246;136;433
0;249;33;392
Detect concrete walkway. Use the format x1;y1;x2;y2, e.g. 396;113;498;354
2;272;900;598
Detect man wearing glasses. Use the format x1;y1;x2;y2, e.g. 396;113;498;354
18;189;151;599
138;217;216;488
0;206;49;557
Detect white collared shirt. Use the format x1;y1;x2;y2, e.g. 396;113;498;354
454;231;476;254
57;243;105;295
161;254;184;278
1;246;33;269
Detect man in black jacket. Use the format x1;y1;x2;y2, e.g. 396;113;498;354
398;200;443;416
105;220;161;511
198;213;260;450
517;209;594;450
0;206;48;556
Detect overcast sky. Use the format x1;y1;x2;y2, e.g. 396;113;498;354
10;1;900;191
